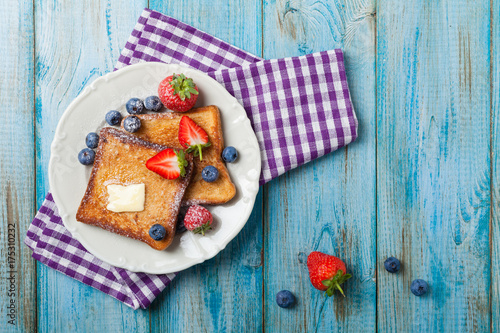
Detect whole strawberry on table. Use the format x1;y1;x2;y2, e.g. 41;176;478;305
307;251;352;297
158;73;199;112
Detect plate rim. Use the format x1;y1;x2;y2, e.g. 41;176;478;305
48;62;261;274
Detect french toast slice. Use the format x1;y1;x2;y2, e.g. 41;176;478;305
123;105;236;205
76;127;194;251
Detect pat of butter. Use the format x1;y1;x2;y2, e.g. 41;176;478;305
106;184;145;213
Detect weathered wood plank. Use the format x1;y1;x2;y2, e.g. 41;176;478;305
262;0;377;331
34;1;149;332
147;2;264;331
377;1;491;331
0;1;36;332
492;1;499;331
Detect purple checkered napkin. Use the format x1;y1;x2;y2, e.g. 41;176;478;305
25;193;175;310
25;8;358;310
117;8;358;184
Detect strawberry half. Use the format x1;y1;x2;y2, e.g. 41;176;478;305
158;73;199;112
307;251;352;297
178;116;211;161
146;149;188;180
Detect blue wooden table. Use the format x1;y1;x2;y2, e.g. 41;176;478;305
1;0;498;332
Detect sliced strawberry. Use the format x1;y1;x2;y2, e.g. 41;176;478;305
146;149;188;180
178;116;211;161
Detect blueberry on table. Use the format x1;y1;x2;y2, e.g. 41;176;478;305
149;224;166;241
144;96;163;112
384;257;401;273
410;279;428;296
78;148;95;165
123;116;141;133
201;165;219;182
126;98;144;114
222;146;238;163
276;290;295;308
85;132;99;149
105;110;122;126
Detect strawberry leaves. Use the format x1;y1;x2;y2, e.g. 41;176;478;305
169;73;199;101
175;149;188;177
321;270;352;297
192;221;212;236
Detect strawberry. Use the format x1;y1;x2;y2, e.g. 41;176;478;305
178;116;211;160
158;73;199;112
146;148;188;180
307;251;352;297
183;205;213;235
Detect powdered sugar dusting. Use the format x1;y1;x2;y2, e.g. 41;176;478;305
77;127;195;250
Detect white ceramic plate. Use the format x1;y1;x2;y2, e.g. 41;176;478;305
49;62;261;274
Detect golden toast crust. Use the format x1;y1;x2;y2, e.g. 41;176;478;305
124;105;236;205
76;127;194;250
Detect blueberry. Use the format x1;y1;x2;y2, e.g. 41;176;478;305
123;116;141;133
201;166;219;182
384;257;401;273
276;290;295;308
149;224;166;241
85;132;99;149
144;96;163;112
78;148;95;165
222;146;238;163
105;110;122;126
410;279;429;296
126;98;144;114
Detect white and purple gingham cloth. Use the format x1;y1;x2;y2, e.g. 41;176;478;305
116;9;357;183
25;8;358;309
25;193;173;309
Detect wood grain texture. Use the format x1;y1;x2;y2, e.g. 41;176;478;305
34;1;149;332
377;0;491;331
492;0;499;331
1;1;497;331
0;1;36;332
147;1;264;331
262;0;377;331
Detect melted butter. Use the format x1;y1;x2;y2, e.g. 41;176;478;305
106;183;145;212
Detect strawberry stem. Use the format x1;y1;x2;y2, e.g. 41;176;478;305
335;283;346;297
185;142;211;161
